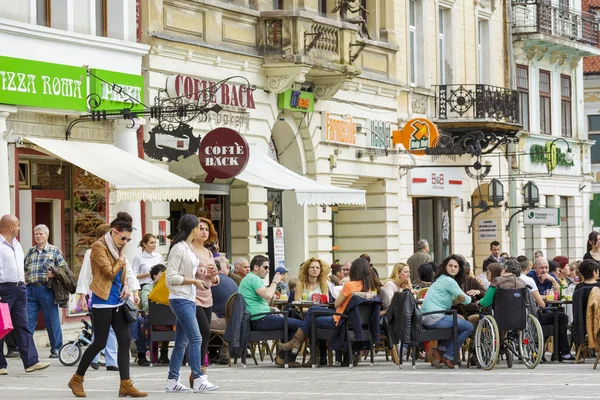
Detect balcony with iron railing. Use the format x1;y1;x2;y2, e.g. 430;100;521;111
433;84;523;134
511;0;600;56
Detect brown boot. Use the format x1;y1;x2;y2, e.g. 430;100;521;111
68;373;86;398
118;380;148;398
279;329;306;354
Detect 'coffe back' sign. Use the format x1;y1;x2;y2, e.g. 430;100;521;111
199;127;249;183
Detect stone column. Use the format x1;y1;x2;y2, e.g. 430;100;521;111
112;118;145;261
0;106;16;217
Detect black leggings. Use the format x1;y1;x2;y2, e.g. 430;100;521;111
77;306;131;380
196;306;212;366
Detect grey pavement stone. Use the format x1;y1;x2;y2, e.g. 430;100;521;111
1;348;600;399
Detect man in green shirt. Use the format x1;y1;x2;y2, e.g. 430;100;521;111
238;255;302;367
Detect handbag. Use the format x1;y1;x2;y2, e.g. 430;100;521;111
122;299;139;324
0;302;14;340
148;273;169;306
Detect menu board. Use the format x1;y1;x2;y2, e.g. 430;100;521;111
71;166;108;277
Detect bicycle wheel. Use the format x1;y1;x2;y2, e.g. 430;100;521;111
475;316;500;370
520;314;543;369
59;341;82;366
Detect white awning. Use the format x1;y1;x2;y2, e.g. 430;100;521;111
25;137;199;203
236;146;366;206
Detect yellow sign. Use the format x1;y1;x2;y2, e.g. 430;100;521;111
323;112;357;145
393;118;439;155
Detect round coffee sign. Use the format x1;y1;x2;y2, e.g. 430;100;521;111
199;127;249;183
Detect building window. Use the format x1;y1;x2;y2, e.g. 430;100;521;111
561;75;572;138
318;0;327;17
517;65;530;131
409;0;424;86
539;70;552;135
477;19;490;84
438;7;453;84
36;0;50;27
95;0;107;37
589;116;600;164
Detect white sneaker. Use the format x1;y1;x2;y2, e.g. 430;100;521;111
166;379;193;393
193;375;218;393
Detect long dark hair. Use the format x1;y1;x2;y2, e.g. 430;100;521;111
169;214;199;254
436;254;466;283
418;262;436;283
588;231;600;253
349;257;373;292
110;212;133;232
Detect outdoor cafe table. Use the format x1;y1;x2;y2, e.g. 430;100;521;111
544;299;572;363
272;300;335;315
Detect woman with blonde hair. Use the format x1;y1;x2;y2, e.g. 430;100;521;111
381;262;413;309
294;257;331;301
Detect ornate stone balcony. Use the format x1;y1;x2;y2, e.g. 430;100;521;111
258;10;375;100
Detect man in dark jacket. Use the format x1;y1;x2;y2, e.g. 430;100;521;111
407;240;433;279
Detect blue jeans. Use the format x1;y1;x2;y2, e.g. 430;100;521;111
26;285;62;353
169;298;202;381
424;315;473;361
251;314;303;359
92;326;117;366
299;306;336;333
129;315;147;355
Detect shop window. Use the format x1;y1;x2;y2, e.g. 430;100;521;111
36;0;50;27
18;160;31;189
267;190;283;227
539;70;552;135
517;65;529;131
589;116;600;164
95;0;107;37
560;75;572;138
413;197;452;262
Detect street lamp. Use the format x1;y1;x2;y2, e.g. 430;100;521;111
523;180;539;207
551;137;574;164
488;179;504;207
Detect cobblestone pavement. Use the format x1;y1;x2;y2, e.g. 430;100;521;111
1;349;599;399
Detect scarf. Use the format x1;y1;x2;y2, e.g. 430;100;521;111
103;231;131;272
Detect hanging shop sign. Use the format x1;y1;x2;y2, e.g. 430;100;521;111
530;143;574;170
523;208;560;226
322;112;357;145
89;69;144;111
144;123;200;162
278;90;314;113
166;74;256;109
367;119;391;149
407;167;463;198
0;55;87;111
392;118;439;155
199;127;250;183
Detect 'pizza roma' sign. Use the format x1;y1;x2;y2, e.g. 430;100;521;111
199;127;249;183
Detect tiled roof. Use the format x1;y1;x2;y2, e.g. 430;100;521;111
585;57;600;74
583;0;600;11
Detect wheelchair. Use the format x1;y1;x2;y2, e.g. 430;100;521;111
474;287;543;370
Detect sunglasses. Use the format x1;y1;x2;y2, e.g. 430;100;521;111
113;229;132;242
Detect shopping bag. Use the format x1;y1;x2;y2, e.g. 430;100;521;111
148;273;169;306
0;302;14;340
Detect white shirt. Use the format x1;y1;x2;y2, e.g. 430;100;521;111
76;248;141;297
0;234;25;283
477;273;490;290
519;274;539;294
132;251;163;286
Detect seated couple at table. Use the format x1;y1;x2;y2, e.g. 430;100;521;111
240;256;377;367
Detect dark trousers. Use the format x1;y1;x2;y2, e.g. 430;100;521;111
4;330;18;353
0;282;39;369
196;306;212;367
77;306;131;380
539;312;570;355
251;315;303;359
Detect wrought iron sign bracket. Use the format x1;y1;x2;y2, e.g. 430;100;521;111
304;31;323;53
504;203;538;232
349;42;367;63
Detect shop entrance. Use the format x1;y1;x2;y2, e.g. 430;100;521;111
31;190;65;251
413;197;452;263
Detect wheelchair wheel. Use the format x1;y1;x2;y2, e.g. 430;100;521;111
475;316;500;370
506;346;513;368
59;341;82;366
520;314;543;369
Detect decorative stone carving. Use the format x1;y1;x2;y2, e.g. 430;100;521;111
550;51;568;66
313;76;348;100
262;64;310;94
526;45;548;61
411;96;427;115
571;56;582;69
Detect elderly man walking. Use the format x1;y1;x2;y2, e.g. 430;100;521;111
407;239;433;279
24;224;66;358
0;215;50;375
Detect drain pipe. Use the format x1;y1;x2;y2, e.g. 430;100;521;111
506;0;519;256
